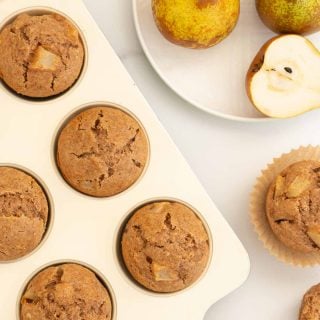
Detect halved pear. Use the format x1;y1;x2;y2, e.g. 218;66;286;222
246;35;320;118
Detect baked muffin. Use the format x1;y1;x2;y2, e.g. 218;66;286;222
299;283;320;320
121;201;210;293
0;13;84;98
56;106;149;197
266;160;320;253
0;167;49;261
20;263;112;320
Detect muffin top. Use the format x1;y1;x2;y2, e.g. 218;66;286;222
0;167;48;261
20;263;112;320
0;13;84;98
300;283;320;320
266;160;320;253
121;201;210;293
56;106;148;197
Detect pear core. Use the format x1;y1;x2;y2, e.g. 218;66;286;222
152;0;240;48
247;35;320;118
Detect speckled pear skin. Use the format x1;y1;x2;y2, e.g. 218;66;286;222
256;0;320;34
152;0;240;49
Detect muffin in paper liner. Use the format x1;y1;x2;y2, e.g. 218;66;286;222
250;145;320;267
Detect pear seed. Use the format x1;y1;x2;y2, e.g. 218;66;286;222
284;67;292;74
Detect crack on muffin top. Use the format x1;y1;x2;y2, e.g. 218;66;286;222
0;192;46;221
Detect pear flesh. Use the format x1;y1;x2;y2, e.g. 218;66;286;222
246;35;320;118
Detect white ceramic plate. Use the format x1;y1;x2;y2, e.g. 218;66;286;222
133;0;320;122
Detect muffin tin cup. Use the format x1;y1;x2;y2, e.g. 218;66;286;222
0;6;88;102
250;145;320;267
0;1;250;319
53;101;151;199
16;259;117;320
0;163;54;265
114;197;213;296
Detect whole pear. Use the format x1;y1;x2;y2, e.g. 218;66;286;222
256;0;320;34
152;0;240;49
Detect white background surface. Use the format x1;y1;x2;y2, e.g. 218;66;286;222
83;1;320;319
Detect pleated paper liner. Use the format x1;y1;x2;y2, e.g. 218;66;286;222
250;145;320;267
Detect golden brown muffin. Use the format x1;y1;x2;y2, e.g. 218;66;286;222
266;160;320;253
0;13;84;98
299;283;320;320
0;167;49;261
121;201;210;293
20;263;112;320
56;106;149;197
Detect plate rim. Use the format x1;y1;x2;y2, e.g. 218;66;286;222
132;0;274;123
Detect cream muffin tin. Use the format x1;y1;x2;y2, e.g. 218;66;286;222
0;0;250;319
